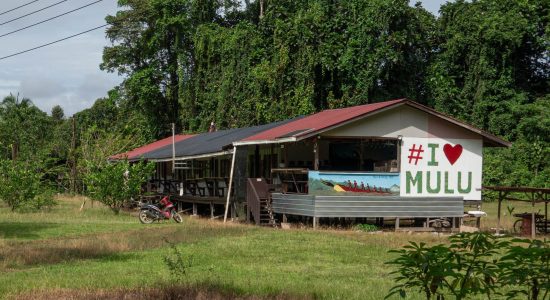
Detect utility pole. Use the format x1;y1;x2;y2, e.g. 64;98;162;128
70;117;77;194
172;122;176;174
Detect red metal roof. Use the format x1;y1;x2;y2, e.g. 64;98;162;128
110;134;195;161
241;99;406;142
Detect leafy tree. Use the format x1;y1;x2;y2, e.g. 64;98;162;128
84;160;154;214
427;0;549;138
499;238;550;300
387;242;453;299
447;233;507;299
387;232;508;300
0;159;56;211
102;0;234;135
51;105;65;122
0;94;54;160
87;0;544;190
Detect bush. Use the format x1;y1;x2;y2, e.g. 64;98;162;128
499;238;550;300
355;223;379;232
0;159;56;211
387;233;550;300
163;239;194;281
83;160;154;214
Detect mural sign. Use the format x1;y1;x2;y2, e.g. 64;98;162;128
400;138;482;200
308;171;400;196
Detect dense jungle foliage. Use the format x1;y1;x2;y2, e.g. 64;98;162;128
0;0;547;197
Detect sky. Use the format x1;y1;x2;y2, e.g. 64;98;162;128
0;0;447;117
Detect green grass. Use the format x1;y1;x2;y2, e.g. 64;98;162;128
0;196;544;299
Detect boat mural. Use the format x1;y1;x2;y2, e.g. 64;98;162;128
309;171;400;196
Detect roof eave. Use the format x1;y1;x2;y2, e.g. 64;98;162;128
232;137;297;146
404;101;512;148
294;100;409;141
151;150;233;162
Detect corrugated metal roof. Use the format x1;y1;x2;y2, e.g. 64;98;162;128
241;99;406;142
110;134;195;161
142;118;301;160
112;99;510;161
237;99;510;147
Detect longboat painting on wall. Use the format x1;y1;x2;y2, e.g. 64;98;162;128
308;171;400;196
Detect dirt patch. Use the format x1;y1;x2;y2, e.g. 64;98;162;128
9;284;310;300
1;221;251;270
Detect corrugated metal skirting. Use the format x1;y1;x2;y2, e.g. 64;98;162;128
271;193;464;218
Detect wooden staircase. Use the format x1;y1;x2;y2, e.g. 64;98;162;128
246;178;277;227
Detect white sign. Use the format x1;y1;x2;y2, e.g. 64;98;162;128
399;138;482;200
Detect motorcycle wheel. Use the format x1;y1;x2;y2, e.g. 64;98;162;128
172;212;183;223
139;210;155;224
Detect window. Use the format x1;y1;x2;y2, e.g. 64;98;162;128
324;139;398;172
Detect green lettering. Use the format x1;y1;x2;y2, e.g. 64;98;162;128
426;171;441;193
427;143;439;166
457;172;472;193
406;171;422;194
444;171;454;194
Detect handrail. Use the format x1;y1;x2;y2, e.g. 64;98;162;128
246;179;261;225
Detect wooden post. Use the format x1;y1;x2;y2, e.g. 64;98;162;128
313;138;319;171
395;218;400;231
192;203;197;216
313;217;318;229
532;195;536;239
224;146;237;223
171;123;176;174
210;202;214;219
496;192;502;235
546;201;548;234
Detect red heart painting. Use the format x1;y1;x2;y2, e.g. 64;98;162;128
443;143;463;165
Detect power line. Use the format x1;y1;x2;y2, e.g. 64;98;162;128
0;0;69;26
0;24;107;61
0;0;104;39
0;0;41;17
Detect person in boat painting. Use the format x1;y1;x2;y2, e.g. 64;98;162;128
322;179;391;194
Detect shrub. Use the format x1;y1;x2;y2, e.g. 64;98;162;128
164;239;194;281
386;232;509;300
355;223;379;232
83;160;154;214
499;238;550;300
0;159;56;211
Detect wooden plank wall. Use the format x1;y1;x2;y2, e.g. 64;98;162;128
271;193;464;218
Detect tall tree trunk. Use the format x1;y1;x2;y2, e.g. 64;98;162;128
260;0;264;18
11;142;18;160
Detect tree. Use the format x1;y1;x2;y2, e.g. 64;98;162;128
0;94;54;160
83;160;154;214
0;159;56;211
51;105;65;122
102;0;231;135
427;0;549;139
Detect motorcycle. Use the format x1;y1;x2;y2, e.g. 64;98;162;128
139;196;183;224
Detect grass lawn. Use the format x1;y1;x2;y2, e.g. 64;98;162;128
0;195;545;299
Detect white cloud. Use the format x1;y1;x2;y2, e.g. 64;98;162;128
0;0;123;116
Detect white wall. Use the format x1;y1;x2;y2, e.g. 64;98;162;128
321;104;484;200
322;105;479;140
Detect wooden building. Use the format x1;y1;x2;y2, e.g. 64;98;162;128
112;99;510;229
